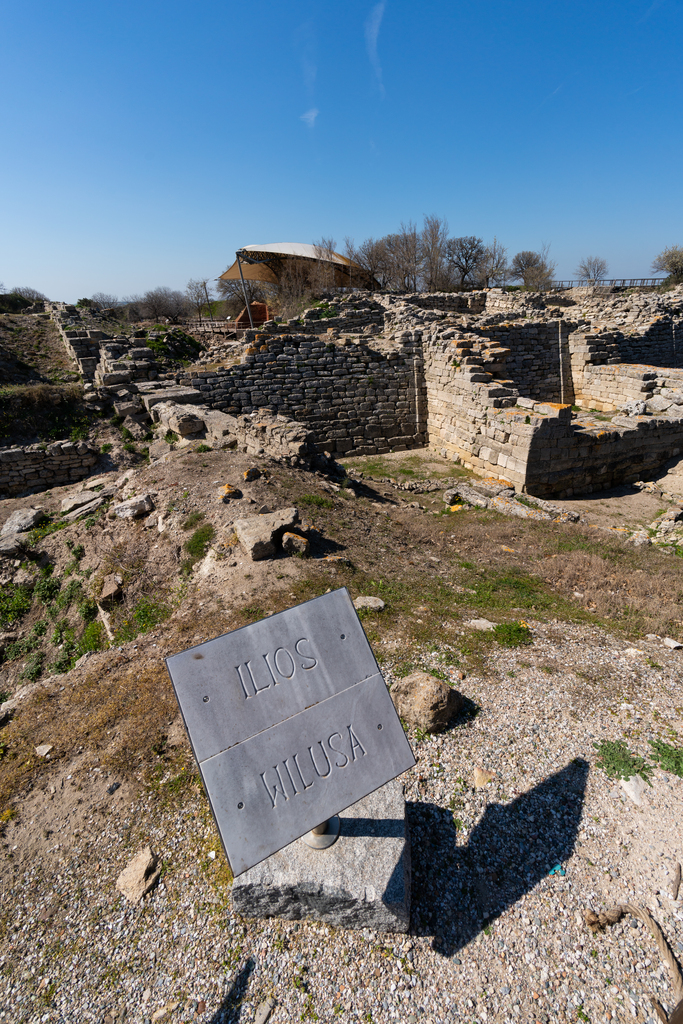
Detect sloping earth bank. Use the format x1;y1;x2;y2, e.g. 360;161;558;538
0;446;682;1024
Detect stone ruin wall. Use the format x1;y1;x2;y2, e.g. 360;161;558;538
11;285;679;501
173;333;427;456
0;442;99;499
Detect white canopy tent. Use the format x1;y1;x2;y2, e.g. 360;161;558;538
219;243;375;327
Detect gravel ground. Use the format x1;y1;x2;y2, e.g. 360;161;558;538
2;620;683;1024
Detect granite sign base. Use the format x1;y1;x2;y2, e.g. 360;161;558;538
231;780;411;933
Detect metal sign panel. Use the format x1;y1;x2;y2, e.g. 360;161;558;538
166;587;415;876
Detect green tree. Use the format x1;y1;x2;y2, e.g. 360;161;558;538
652;245;683;282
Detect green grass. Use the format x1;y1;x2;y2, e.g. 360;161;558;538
182;511;205;531
299;494;334;509
184;523;215;559
593;739;653;784
164;430;179;444
455;567;552;613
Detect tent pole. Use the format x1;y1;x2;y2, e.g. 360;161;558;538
237;253;255;329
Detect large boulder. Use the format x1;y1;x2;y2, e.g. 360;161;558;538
0;533;26;557
1;508;46;535
390;671;463;733
234;507;299;560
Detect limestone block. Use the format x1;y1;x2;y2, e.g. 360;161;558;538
232;780;411;932
234;507;300;560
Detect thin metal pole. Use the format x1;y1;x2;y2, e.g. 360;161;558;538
237;253;255;329
203;280;215;339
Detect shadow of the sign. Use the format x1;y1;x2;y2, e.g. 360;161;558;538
207;956;255;1024
406;758;589;954
340;815;406;839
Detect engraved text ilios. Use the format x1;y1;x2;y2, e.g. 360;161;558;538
236;637;318;699
260;724;367;809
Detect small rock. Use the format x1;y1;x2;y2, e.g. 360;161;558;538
151;1003;179;1022
1;508;46;535
221;484;242;501
353;596;385;611
244;467;262;482
473;767;494;788
255;996;277;1024
663;637;683;649
196;1001;206;1014
115;846;161;903
35;744;53;757
467;618;496;631
628;530;651;547
390;671;463;733
282;531;310;557
112;494;155;519
99;574;122;608
620;775;648;807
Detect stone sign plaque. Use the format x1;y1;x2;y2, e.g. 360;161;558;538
166;587;415;876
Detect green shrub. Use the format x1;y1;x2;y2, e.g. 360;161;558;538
593;739;653;784
184;523;215;559
101;443;113;454
492;621;533;647
0;585;32;628
22;652;44;682
164;430;179;444
649;738;683;777
114;596;171;643
34;570;61;606
195;444;212;453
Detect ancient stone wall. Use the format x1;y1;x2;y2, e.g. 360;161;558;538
0;442;99;499
173;333;427;456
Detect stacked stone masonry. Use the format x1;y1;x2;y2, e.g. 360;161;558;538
0;442;99;499
174;333;427;456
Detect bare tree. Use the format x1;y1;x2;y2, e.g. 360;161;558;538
311;237;338;293
186;279;214;319
383;222;421;291
574;256;608;284
476;237;509;287
90;292;121;310
652;245;683;281
11;285;48;301
420;215;450;291
344;236;390;289
445;236;487;289
140;287;189;323
510;244;556;289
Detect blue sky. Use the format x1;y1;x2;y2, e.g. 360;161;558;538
2;0;682;301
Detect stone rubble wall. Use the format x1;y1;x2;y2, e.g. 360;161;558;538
0;442;99;499
173;333;427;456
148;401;317;464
